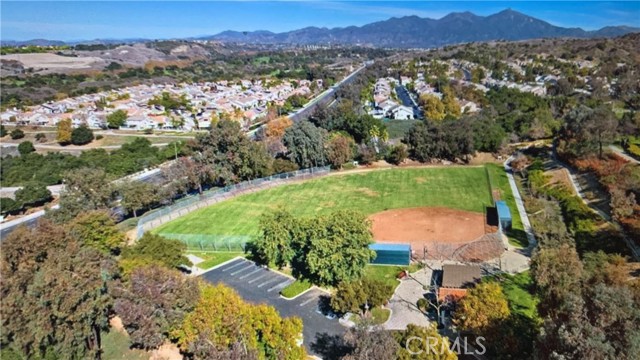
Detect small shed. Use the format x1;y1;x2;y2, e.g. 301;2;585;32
495;200;512;230
369;243;411;266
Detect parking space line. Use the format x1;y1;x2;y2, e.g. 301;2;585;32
247;273;269;284
299;296;317;307
268;280;292;293
231;264;255;276
221;261;247;272
239;268;263;280
257;277;282;288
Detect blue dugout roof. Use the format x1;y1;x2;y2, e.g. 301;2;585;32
496;200;512;220
369;243;411;252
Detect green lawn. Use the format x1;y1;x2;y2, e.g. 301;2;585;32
386;119;419;139
488;271;539;320
280;279;312;298
486;164;528;247
352;308;391;325
102;330;149;360
156;167;496;241
363;264;421;290
188;251;244;269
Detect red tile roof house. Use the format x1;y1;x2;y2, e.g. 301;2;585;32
438;264;482;303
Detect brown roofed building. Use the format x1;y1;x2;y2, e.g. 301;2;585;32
438;264;482;302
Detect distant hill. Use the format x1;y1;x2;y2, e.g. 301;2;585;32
204;9;639;48
3;9;638;49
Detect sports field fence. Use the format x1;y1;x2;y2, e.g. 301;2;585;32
136;166;331;240
158;233;250;251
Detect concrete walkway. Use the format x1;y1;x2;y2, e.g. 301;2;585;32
504;156;537;252
384;267;432;330
609;145;640;165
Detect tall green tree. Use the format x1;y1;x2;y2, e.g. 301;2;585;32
295;210;375;286
283;120;328;168
51;167;116;223
119;181;158;217
69;210;125;254
252;208;298;269
71;125;94;145
121;233;191;274
106;109;128;129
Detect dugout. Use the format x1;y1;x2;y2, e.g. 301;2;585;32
369;243;411;265
495;200;512;230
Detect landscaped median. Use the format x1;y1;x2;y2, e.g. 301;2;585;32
280;279;313;299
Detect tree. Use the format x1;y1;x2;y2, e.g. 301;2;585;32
17;141;35;155
56;118;73;144
113;266;199;349
610;188;636;220
172;283;305;360
0;197;21;215
385;144;408;165
442;86;461;118
395;324;458;360
562;105;618;158
531;244;583;318
283;120;328;168
326;133;354;169
119;181;158;217
14;182;52;209
9;128;24;140
419;94;446;122
295;210;376;286
331;277;394;315
121;232;191;272
454;282;510;334
341;322;399;360
1;221;116;360
252;208;297;269
69;210;125;254
51;167;116;223
0;124;7;137
71;124;94;145
265;116;293;138
106;109;128;129
192;119;272;186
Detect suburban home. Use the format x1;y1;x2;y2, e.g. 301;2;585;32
388;105;414;120
438;264;482;302
460;100;479;113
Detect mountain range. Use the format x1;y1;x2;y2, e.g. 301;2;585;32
3;9;639;48
204;9;639;48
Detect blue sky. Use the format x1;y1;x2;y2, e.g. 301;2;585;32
2;1;639;41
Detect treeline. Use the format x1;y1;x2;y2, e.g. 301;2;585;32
0;138;185;187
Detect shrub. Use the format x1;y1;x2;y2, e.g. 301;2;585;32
35;133;47;142
17;141;35;155
0;124;7;137
0;197;22;215
9;128;24;140
71;125;94;145
95;134;104;140
385;144;408;165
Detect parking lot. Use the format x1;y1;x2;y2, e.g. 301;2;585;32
200;258;345;355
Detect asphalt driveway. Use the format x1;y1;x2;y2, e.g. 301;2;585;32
200;258;345;356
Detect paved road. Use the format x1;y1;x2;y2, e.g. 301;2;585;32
200;258;344;356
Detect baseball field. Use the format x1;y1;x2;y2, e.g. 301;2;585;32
155;164;527;249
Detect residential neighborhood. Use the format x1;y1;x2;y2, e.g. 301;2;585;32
1;78;322;131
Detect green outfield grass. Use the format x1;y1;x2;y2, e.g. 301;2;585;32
156;166;526;247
